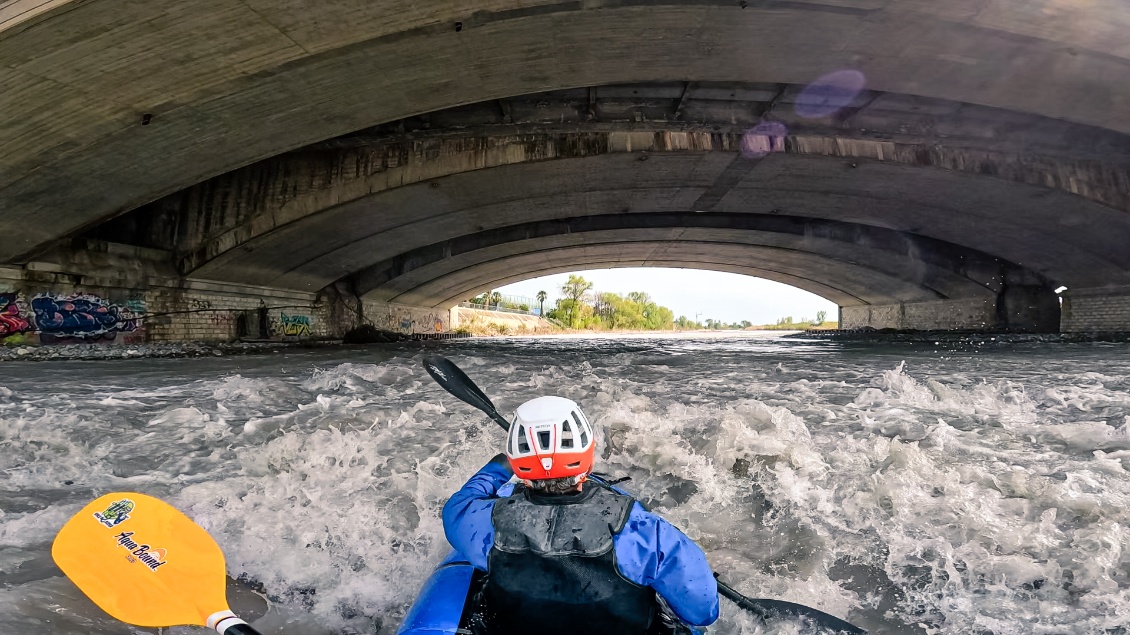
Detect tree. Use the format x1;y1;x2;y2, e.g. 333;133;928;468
536;290;548;316
561;275;594;328
740;320;752;329
627;291;651;305
815;310;827;326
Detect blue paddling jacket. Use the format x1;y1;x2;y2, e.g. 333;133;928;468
442;455;720;634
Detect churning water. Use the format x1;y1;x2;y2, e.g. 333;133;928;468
2;332;1130;635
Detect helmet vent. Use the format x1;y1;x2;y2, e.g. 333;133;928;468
572;412;589;447
560;419;574;448
537;430;551;450
517;425;530;454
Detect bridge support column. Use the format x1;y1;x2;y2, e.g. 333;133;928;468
1061;287;1130;333
841;285;1062;333
996;285;1061;332
840;298;997;331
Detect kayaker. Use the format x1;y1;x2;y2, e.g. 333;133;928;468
443;395;719;635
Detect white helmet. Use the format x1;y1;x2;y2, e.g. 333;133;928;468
505;396;595;480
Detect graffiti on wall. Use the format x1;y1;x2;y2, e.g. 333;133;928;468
0;292;144;344
31;294;142;343
274;313;313;337
371;304;448;334
0;294;31;338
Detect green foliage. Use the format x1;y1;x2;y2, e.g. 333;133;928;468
815;310;827;326
540;279;678;331
561;275;595;328
674;315;706;329
591;291;674;330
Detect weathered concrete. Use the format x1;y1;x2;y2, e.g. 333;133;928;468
73;85;1124;332
350;213;1029;307
4;1;1130;263
0;244;453;345
155;112;1130;294
5;3;1130;335
0;257;330;345
841;299;998;331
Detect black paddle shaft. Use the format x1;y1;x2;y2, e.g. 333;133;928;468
421;355;867;634
222;624;265;635
716;580;866;635
423;356;512;430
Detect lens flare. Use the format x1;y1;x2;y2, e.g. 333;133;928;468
739;121;788;159
795;69;867;119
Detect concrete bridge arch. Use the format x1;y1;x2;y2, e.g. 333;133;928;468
3;1;1130;338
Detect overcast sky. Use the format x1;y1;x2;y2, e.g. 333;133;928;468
496;268;838;324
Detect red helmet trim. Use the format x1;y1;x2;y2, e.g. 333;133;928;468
508;443;594;480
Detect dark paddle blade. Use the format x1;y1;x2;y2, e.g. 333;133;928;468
717;580;866;634
422;355;511;430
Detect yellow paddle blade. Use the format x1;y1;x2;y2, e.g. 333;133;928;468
52;492;230;628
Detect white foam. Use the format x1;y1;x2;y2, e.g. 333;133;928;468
3;339;1130;633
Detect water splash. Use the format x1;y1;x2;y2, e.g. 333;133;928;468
1;337;1129;633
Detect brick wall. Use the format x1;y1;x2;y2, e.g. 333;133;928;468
1061;288;1130;332
841;298;997;330
144;284;331;342
0;265;332;345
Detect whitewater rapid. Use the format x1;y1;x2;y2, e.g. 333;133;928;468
2;332;1130;634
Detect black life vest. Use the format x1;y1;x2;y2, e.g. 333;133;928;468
484;483;657;635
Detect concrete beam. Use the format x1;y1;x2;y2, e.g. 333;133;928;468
387;246;877;308
174;146;1123;294
349;212;1024;306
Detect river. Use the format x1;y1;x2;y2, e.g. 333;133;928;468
2;332;1129;634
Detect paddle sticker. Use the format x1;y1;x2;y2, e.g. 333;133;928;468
427;364;448;381
114;531;169;572
94;498;135;527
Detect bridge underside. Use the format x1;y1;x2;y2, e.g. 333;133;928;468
4;1;1130;338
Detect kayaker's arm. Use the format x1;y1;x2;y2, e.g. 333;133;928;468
441;453;513;571
613;503;720;627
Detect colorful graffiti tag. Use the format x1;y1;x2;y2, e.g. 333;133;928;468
31;294;141;343
373;306;448;334
0;293;31;338
276;313;312;337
